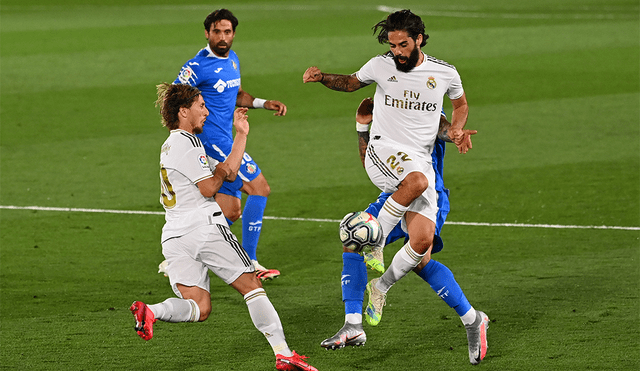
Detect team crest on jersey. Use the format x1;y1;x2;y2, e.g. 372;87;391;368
178;66;196;84
246;163;257;174
426;76;437;90
232;60;238;70
397;167;404;176
198;154;209;170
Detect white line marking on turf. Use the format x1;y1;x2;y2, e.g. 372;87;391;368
376;5;635;20
1;205;638;231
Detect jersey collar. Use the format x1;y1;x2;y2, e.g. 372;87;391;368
205;44;229;59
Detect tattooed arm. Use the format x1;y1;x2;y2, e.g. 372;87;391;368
438;114;453;142
303;66;369;92
355;97;374;166
439;113;477;153
358;131;370;167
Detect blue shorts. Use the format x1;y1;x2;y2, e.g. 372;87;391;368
200;137;262;199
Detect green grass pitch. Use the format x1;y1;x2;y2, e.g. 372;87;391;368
1;1;638;370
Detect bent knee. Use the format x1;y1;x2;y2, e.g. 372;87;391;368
243;175;271;197
225;207;242;221
198;304;212;321
408;234;434;254
400;172;429;197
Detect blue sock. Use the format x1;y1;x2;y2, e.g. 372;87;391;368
416;260;472;316
342;253;368;315
242;195;267;261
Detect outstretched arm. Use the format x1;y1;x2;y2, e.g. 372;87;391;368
237;86;287;116
303;66;369;92
447;93;477;154
197;108;250;197
438;113;477;154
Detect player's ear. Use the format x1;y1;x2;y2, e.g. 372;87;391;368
415;34;423;47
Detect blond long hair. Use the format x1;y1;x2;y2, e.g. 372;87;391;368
155;83;202;130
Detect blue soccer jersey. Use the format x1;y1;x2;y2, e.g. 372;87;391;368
174;45;241;147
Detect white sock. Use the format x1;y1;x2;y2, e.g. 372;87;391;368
378;242;425;293
148;298;200;323
460;307;478;326
345;313;362;325
377;196;408;240
244;288;293;357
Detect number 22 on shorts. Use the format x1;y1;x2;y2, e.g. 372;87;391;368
386;151;411;175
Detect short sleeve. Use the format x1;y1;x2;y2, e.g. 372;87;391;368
207;155;220;173
447;71;464;100
180;147;213;184
175;62;199;87
355;57;377;85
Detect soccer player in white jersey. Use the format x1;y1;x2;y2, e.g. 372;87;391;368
129;83;317;371
303;9;489;365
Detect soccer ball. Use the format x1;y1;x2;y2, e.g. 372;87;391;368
339;211;383;253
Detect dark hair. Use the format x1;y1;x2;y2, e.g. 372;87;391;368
372;9;429;47
155;83;202;130
204;9;239;32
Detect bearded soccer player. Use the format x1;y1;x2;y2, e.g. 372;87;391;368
173;9;284;280
304;9;489;365
130;83;316;371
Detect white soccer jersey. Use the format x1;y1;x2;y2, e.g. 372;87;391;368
159;129;226;242
356;51;464;156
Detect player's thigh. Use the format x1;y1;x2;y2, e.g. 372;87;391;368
215;191;242;221
365;140;430;193
241;172;270;197
198;224;255;285
162;233;212;299
237;152;269;196
405;165;438;222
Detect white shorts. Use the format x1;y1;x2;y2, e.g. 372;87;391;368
161;224;254;297
365;138;438;224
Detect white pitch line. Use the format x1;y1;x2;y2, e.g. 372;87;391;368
1;205;638;231
375;5;635;20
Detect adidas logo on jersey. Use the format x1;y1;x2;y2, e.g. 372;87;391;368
387;76;398;82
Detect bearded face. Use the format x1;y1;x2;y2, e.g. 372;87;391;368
388;30;423;73
393;45;420;72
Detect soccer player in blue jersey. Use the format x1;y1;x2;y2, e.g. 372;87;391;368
318;96;486;366
173;9;283;280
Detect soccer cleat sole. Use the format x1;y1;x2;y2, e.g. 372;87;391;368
322;337;366;350
255;269;280;281
130;301;155;341
275;351;317;371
